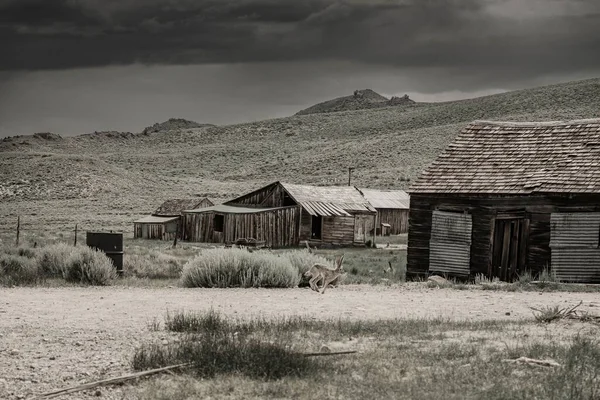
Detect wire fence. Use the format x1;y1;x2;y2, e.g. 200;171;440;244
0;216;132;247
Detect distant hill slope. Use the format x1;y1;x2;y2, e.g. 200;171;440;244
296;89;416;115
1;77;599;234
142;118;215;134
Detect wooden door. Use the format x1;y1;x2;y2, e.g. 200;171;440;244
354;215;367;243
491;216;530;282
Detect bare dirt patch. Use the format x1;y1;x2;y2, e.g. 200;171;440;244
1;285;599;399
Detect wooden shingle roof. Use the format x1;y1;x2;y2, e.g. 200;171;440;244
409;119;600;194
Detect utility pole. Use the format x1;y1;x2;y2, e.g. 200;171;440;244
348;167;355;186
74;224;78;246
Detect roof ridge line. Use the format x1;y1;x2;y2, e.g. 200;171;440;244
471;118;600;127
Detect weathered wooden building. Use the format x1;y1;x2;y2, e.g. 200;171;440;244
407;119;600;283
358;188;410;234
134;198;213;240
182;182;377;247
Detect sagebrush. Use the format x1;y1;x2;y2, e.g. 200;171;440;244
65;246;117;285
124;251;183;279
36;242;75;278
0;254;40;286
180;248;300;288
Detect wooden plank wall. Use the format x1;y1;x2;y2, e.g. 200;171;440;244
322;215;355;245
299;209;312;241
377;209;409;234
408;194;600;281
181;206;301;248
134;223;177;241
227;183;283;207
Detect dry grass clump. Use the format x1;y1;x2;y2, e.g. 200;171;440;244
0;254;40;286
64;246;117;285
180;248;300;288
135;309;321;380
132;335;318;380
124;252;184;279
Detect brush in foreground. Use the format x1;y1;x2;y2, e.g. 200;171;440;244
132;335;322;380
180;247;300;288
530;301;583;323
0;254;40;286
64;246;117;285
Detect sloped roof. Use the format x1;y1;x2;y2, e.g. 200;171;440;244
358;188;410;209
183;204;294;214
410;119;600;194
280;182;376;216
134;215;179;224
153;198;213;216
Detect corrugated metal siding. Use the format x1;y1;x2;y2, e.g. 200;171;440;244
301;201;350;216
549;212;600;247
551;248;600;283
550;212;600;283
429;211;472;277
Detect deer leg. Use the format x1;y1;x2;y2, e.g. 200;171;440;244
320;277;333;294
309;275;321;291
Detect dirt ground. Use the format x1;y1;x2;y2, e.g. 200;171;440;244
1;284;599;400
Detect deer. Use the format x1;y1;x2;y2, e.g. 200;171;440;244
304;255;345;294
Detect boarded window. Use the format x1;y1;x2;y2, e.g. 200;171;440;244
429;211;473;277
549;212;600;283
213;214;224;233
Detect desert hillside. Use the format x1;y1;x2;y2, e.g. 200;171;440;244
296;89;415;115
1;77;599;237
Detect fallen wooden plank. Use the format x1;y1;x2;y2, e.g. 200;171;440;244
34;363;193;399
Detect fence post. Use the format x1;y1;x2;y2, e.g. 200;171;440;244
16;216;20;247
74;224;78;246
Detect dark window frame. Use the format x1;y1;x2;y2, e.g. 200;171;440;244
213;214;224;233
311;215;323;240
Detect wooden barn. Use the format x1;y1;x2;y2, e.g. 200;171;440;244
134;198;213;240
181;182;377;247
407;119;600;283
358;188;410;234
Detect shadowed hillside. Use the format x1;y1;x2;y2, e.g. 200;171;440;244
1;77;599;235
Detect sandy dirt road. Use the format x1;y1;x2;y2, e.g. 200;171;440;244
1;285;598;399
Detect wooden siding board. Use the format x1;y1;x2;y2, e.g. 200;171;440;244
182;206;301;248
134;222;178;241
377;209;409;234
407;201;433;277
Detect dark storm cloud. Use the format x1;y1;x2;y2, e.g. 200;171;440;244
1;0;599;80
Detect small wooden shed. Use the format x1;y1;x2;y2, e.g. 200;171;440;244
407;119;600;283
134;198;213;240
358;188;410;234
182;182;377;247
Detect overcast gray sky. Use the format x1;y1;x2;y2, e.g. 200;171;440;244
1;0;599;137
